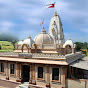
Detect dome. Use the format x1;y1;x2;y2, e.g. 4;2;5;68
63;38;74;48
18;40;24;45
34;27;54;44
23;35;35;47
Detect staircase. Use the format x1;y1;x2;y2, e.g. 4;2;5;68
16;82;29;88
16;82;46;88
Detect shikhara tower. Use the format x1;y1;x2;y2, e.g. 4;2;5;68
49;10;65;44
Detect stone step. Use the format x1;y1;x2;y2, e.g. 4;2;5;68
16;82;46;88
16;82;29;88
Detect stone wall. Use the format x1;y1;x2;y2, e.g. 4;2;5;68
66;79;88;88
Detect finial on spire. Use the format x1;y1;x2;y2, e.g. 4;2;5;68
21;39;24;41
69;38;71;40
28;35;31;39
55;9;57;15
41;27;46;33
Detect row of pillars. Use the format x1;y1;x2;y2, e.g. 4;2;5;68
5;62;21;81
5;62;67;88
27;64;67;88
29;65;67;88
68;66;77;78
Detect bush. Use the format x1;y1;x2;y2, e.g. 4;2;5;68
82;51;87;55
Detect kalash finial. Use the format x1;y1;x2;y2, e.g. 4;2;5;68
55;9;57;15
28;35;31;39
69;38;71;40
21;39;24;41
41;27;46;33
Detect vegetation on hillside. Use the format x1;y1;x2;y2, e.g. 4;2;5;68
75;42;88;51
0;34;18;52
75;42;88;56
0;41;14;52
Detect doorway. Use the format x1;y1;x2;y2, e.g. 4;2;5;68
22;65;30;82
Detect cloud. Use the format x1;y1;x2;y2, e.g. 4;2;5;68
0;0;88;42
0;21;15;33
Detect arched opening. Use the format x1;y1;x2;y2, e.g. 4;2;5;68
33;43;37;49
22;44;29;53
65;45;72;54
65;45;71;48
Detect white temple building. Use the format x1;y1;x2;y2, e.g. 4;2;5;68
0;10;87;88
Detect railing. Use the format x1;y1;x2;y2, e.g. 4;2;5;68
32;53;65;59
0;52;19;57
0;52;83;61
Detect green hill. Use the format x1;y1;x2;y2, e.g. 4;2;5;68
0;41;14;52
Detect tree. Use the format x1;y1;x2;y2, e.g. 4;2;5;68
83;42;87;49
74;42;82;51
75;42;88;52
11;40;17;50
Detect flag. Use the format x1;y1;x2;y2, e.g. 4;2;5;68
46;2;55;8
40;20;44;26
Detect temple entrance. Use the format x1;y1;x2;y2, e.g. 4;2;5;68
22;65;30;82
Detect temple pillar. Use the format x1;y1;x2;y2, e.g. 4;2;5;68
19;64;22;81
72;67;74;75
5;62;9;80
29;64;32;84
69;66;71;78
72;48;75;53
32;64;36;85
64;48;66;55
61;66;67;88
16;63;21;82
47;66;50;82
75;67;77;76
46;66;51;88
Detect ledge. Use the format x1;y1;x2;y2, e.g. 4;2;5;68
0;72;6;76
37;78;45;81
10;74;16;77
51;80;61;84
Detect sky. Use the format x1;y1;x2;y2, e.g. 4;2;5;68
0;0;88;42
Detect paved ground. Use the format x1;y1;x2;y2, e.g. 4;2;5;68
0;86;9;88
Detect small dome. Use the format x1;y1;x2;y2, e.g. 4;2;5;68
34;27;54;44
23;35;35;47
18;40;24;45
63;38;74;48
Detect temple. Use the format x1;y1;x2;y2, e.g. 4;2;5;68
0;10;87;88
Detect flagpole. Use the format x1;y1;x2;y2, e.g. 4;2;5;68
54;2;56;13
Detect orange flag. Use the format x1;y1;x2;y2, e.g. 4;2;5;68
40;20;44;26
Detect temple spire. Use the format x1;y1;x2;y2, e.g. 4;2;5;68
49;9;65;44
